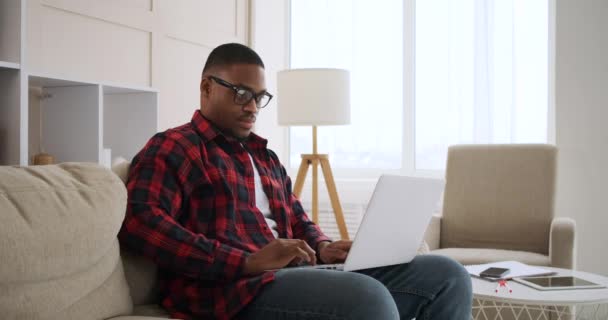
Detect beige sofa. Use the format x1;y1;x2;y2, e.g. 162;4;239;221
1;160;437;320
0;162;172;320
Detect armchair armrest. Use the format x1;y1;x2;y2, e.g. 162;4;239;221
549;217;576;269
424;214;442;251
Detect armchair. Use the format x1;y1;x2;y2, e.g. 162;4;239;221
424;144;576;269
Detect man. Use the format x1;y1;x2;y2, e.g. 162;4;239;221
119;43;472;320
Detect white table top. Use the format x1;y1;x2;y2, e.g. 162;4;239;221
472;266;608;306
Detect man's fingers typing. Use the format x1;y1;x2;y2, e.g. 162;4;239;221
291;246;312;263
330;240;352;251
296;240;316;265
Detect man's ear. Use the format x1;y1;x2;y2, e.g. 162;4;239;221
201;77;212;98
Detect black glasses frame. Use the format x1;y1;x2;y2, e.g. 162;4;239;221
208;76;273;109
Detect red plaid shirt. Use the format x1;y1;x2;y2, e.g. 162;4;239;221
118;110;330;319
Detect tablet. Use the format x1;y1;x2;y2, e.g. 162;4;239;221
514;276;605;291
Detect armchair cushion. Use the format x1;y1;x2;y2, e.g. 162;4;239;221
430;248;551;266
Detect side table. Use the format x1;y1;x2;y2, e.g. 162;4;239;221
471;267;608;320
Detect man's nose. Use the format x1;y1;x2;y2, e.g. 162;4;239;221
242;99;258;113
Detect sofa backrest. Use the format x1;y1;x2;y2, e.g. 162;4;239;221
441;144;557;254
112;158;160;306
0;163;133;319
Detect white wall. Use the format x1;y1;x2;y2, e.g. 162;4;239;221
555;0;608;275
250;0;289;161
26;0;250;131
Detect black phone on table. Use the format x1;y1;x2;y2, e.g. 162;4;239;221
480;267;510;278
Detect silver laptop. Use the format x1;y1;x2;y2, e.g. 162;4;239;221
303;175;444;272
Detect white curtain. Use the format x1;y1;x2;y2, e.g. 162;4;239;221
289;0;404;170
415;0;549;170
290;0;549;172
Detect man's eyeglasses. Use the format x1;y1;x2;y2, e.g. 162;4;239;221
208;76;273;109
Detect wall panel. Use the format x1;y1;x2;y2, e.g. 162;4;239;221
38;5;151;86
163;0;240;44
157;37;211;129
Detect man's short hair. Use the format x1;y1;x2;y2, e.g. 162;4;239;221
202;43;265;74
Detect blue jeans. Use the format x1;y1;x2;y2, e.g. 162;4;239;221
236;255;472;319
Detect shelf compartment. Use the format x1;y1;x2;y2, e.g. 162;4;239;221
29;75;101;164
103;85;158;162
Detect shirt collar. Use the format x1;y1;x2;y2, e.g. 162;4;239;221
190;110;268;150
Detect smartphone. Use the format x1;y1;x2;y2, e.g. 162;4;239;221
480;267;510;278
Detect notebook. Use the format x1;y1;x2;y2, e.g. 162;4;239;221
465;261;556;281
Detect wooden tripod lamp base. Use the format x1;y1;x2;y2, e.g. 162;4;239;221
292;153;350;240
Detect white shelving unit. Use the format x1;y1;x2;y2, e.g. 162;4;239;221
0;69;23;165
0;0;25;165
0;61;20;69
29;74;158;166
0;0;158;166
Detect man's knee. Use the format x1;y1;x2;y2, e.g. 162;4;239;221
339;272;399;320
426;254;468;273
423;255;472;298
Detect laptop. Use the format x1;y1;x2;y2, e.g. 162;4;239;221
301;174;444;272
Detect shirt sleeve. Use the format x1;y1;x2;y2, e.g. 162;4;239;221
118;134;250;282
289;189;333;250
270;151;332;250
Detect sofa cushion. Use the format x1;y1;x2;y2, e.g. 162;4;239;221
108;317;172;320
132;304;172;318
121;248;160;306
111;158;161;307
430;247;551;266
0;163;133;319
112;157;131;184
108;317;173;320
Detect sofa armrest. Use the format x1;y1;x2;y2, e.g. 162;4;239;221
549;217;576;269
424;214;442;251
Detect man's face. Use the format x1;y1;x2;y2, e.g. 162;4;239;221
200;64;267;140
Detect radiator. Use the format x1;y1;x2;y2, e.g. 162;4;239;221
300;201;365;240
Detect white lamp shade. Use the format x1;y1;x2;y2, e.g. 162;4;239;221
277;68;351;126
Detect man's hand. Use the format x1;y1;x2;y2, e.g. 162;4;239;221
243;239;317;275
318;240;352;264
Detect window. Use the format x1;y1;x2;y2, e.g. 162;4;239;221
289;0;403;170
290;0;549;173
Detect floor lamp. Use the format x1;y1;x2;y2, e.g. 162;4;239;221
277;68;351;240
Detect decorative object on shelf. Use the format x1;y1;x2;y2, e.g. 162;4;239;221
32;152;54;165
277;68;351;240
32;89;54;165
